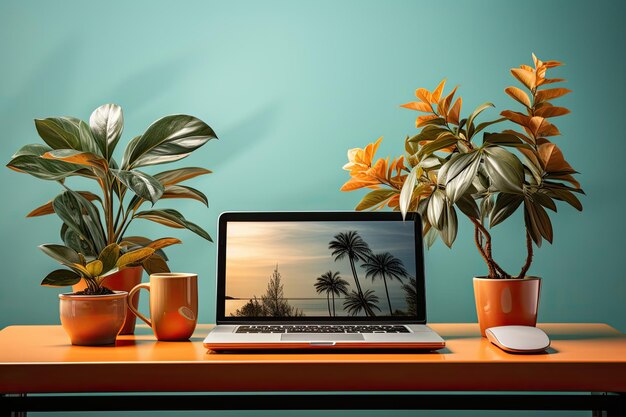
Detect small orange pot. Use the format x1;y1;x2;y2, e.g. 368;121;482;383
473;276;541;337
72;266;143;334
59;291;127;345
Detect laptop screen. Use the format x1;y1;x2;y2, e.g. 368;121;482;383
216;212;426;323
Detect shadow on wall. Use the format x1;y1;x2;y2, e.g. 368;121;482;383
1;34;81;148
208;102;280;170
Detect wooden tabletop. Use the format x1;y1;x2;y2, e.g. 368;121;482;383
1;323;624;393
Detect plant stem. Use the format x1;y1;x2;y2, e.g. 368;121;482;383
116;214;133;244
518;230;533;278
100;176;115;245
113;182;124;232
107;190;115;244
469;217;511;279
473;224;496;278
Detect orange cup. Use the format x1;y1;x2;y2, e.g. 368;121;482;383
128;273;198;341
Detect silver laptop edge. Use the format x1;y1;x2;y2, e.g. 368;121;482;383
203;211;445;351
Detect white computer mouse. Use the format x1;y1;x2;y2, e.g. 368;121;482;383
485;325;550;353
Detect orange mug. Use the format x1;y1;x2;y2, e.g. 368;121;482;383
127;273;198;341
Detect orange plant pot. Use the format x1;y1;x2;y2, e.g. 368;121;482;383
72;266;143;334
473;276;541;337
59;291;127;345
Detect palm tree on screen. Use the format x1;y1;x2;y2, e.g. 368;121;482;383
314;273;333;316
402;276;418;316
324;271;349;316
343;289;380;317
361;252;408;315
328;231;372;315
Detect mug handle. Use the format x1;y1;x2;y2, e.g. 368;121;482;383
127;283;151;327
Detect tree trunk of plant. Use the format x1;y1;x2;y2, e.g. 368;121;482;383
332;292;336;316
470;218;511;279
518;230;533;278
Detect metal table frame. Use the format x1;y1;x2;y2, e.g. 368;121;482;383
2;392;625;416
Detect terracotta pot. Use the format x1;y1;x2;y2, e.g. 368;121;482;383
72;266;143;334
473;276;541;337
59;291;127;345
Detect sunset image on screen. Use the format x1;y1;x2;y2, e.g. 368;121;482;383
224;221;418;317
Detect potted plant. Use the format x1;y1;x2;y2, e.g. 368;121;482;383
340;54;583;335
42;242;155;345
7;104;216;340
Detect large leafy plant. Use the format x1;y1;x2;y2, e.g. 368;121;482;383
7;104;216;289
39;243;156;294
341;54;583;279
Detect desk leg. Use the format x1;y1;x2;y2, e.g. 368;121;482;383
592;392;607;417
0;394;26;417
592;392;625;417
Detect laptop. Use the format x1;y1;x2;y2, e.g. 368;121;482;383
203;211;445;351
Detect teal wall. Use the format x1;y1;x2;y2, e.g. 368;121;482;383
1;0;624;415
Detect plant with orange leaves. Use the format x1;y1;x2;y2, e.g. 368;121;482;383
341;54;583;279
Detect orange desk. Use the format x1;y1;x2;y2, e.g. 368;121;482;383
1;323;625;415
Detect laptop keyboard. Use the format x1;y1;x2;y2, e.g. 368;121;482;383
235;325;411;334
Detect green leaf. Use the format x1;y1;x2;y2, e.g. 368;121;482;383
53;192;93;253
34;117;81;150
482;132;530;149
111;169;164;205
399;165;420;218
480;194;495;224
61;224;95;256
7;144;83;181
120;236;169;260
440;152;480;203
420;156;443;170
408;125;447;143
439;202;458;248
419;117;447;127
78;120;102;156
161;185;208;205
142;254;171;275
423;224;439;248
86;260;103;276
145;237;182;251
122;115;217;169
53;190;106;254
42;149;108;176
472;117;506;138
70;262;92;278
41;269;81;287
98;243;121;273
39;244;82;266
427;189;446;229
542;181;585;194
11;143;52;158
153;167;212;186
524;198;553;245
27;191;101;217
545;188;583;211
456;193;480;219
531;191;557;212
483;147;524;194
416;134;457;159
490;193;523;227
89;104;124;160
355;189;397;211
117;247;155;269
467;103;495;139
134;209;213;241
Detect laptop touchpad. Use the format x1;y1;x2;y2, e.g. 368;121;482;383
281;334;364;341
